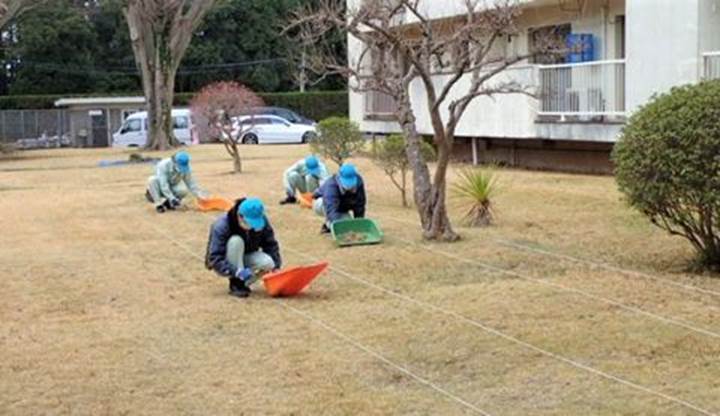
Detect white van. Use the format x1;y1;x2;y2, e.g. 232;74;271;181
112;109;195;147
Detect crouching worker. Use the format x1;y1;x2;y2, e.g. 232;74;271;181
313;163;366;234
205;198;282;298
279;155;330;205
146;151;207;213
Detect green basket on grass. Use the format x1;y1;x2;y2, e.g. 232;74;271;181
331;218;383;247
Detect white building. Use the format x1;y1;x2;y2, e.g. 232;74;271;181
348;0;720;173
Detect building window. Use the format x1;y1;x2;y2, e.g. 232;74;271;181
529;24;571;64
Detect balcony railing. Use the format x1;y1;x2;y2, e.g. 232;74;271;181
703;52;720;80
538;59;626;118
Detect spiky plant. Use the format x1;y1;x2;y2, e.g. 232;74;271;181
452;167;499;227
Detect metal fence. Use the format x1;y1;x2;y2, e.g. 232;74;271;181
703;52;720;80
538;59;626;118
0;109;71;147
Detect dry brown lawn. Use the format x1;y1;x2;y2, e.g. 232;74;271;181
1;145;720;416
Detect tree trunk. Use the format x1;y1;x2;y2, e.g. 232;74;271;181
145;30;179;151
400;169;408;208
230;142;242;173
399;106;458;241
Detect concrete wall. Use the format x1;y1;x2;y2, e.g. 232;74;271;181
625;0;701;111
452;137;614;174
700;0;720;54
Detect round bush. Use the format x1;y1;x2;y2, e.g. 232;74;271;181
613;80;720;269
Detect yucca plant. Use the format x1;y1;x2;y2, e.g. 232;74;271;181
451;167;499;227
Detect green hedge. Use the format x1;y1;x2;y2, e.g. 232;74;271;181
0;91;348;121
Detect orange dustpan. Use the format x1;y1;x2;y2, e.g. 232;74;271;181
196;197;234;212
298;192;313;209
262;262;329;297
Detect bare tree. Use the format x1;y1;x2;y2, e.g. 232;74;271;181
289;0;559;241
123;0;216;151
190;81;264;174
0;0;42;28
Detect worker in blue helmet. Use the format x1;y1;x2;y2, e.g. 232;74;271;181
312;163;366;234
145;151;207;213
279;155;330;205
205;197;282;298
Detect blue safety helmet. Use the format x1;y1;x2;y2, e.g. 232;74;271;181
174;151;191;174
238;198;267;231
338;163;358;190
305;155;321;177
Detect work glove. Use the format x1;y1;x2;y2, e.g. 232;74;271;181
235;267;253;282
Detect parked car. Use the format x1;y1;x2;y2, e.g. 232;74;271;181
244;107;315;126
112;109;195;148
231;115;317;145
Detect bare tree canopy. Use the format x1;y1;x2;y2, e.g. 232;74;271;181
289;0;560;241
124;0;216;151
0;0;42;28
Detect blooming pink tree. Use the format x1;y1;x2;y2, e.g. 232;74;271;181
190;82;264;173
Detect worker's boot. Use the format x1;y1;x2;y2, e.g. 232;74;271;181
279;195;297;205
320;223;331;234
145;189;153;203
228;278;251;298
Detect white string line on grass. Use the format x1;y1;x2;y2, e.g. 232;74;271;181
267;207;720;338
385;234;720;340
272;299;493;416
141;217;494;416
281;246;717;416
381;215;720;298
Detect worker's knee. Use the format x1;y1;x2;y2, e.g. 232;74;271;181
246;252;275;272
287;172;306;193
256;254;276;271
227;236;245;255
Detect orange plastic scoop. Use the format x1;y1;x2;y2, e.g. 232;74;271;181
298;192;314;209
196;197;234;212
262;262;329;297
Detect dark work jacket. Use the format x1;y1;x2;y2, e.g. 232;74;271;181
205;198;282;277
313;175;366;223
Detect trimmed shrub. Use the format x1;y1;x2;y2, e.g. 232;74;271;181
312;117;364;167
613;80;720;269
372;134;435;207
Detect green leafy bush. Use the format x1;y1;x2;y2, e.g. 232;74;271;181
452;167;499;227
312;117;364;166
613;80;720;269
372;134;436;207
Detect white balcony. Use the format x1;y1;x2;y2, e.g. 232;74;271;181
538;59;626;119
703;52;720;80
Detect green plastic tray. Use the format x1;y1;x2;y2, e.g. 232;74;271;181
331;218;383;247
